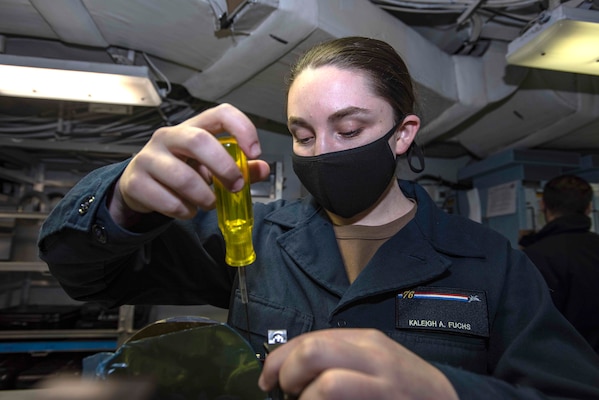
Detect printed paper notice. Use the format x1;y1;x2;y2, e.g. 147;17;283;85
486;181;517;218
466;188;482;223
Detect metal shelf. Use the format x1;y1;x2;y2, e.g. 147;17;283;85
0;307;137;353
0;211;137;354
0;339;118;354
0;261;49;272
0;211;49;220
0;328;120;340
0;329;120;353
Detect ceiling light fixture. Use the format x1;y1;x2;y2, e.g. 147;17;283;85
506;5;599;76
0;54;162;106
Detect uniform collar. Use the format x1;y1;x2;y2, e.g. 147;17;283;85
265;180;486;259
263;180;486;302
397;180;486;259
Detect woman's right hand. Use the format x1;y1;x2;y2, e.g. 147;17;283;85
108;103;271;226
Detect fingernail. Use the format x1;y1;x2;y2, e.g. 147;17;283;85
257;375;266;391
232;178;245;192
250;143;261;158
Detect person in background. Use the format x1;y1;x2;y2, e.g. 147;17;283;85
520;174;599;353
38;37;599;399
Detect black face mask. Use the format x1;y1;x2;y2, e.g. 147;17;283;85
292;123;399;218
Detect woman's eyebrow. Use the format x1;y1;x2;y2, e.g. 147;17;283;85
328;106;371;123
287;116;310;131
287;107;372;129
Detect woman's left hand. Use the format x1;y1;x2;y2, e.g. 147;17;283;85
258;328;459;400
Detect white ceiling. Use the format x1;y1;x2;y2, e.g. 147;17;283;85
0;0;598;167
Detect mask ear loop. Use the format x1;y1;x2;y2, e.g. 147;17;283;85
407;142;425;173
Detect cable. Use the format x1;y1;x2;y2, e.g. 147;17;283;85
142;52;172;97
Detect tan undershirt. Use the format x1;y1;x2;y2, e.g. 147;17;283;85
333;200;417;284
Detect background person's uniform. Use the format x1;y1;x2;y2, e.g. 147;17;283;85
521;213;599;353
38;160;599;399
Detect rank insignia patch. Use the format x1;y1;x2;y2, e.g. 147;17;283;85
396;287;489;337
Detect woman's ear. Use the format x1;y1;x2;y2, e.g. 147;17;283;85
394;114;421;155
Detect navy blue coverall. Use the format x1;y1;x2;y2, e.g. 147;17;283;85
38;160;599;399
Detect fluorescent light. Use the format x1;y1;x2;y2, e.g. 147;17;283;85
506;6;599;76
0;55;162;106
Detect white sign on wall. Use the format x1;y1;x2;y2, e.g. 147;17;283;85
486;181;518;218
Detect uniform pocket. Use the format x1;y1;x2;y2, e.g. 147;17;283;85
389;329;488;373
229;290;313;356
394;287;489;373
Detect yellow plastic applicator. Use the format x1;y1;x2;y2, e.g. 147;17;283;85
213;136;255;304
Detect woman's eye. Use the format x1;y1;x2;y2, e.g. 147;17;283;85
294;136;313;145
338;129;361;138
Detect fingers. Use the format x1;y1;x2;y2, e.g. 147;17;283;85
115;103;269;220
120;149;215;218
180;103;262;159
276;333;380;396
259;329;458;400
299;369;384;400
259;329;382;393
248;160;271;184
156;124;246;192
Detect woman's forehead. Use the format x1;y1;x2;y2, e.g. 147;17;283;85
290;65;372;91
287;66;385;118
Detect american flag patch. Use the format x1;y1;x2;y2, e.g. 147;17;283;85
396;287;489;337
397;292;481;303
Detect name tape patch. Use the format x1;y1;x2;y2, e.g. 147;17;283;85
396;287;489;337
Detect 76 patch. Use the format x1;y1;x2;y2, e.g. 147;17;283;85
396;287;489;338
